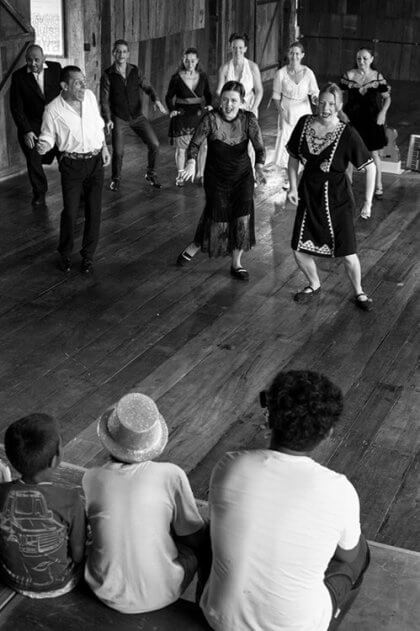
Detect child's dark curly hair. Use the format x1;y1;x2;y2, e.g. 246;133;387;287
266;370;343;450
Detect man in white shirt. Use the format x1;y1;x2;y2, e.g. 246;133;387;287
200;370;370;631
83;392;207;614
37;66;110;274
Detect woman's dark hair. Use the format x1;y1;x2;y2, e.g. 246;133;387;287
265;370;343;451
229;32;249;45
5;414;60;477
356;46;377;70
60;65;82;84
288;40;305;54
220;80;245;100
179;47;201;72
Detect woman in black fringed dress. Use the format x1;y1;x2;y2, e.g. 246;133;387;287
176;81;266;281
287;83;376;311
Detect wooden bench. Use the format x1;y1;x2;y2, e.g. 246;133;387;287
1;541;419;630
0;453;419;630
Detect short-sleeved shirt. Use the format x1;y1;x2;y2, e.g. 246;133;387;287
83;461;204;613
200;450;361;631
0;480;85;595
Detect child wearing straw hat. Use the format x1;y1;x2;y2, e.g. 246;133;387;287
82;392;206;614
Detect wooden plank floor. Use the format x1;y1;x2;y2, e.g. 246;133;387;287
0;81;418;552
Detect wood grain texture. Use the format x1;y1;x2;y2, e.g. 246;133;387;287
0;82;418;553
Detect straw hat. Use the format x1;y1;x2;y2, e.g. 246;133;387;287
98;392;168;463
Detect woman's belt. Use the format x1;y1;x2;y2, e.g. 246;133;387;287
175;97;202;105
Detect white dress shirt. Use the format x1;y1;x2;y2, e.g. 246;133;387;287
37;89;105;155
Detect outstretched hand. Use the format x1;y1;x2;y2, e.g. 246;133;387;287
180;160;196;182
287;189;299;205
255;167;266;186
24;131;38;149
360;201;372;220
154;100;167;114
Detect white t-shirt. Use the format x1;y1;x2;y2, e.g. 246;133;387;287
83;460;204;613
200;450;361;631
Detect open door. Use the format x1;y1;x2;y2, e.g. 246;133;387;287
0;0;34;178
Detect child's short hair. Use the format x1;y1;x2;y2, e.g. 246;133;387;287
4;414;60;477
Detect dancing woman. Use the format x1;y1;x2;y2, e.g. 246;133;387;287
340;47;391;199
165;48;212;186
287;83;376;311
272;41;319;182
176;81;266;281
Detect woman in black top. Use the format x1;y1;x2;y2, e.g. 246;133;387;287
176;81;266;281
340;47;391;198
165;48;212;186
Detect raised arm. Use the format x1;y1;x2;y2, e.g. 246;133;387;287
377;74;391;125
181;112;212;181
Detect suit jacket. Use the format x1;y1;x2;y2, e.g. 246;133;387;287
10;61;62;136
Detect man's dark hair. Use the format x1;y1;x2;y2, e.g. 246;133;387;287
60;65;82;84
229;32;249;45
4;414;60;477
25;44;44;58
113;39;129;52
266;370;343;450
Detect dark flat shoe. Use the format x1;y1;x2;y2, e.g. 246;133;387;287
355;293;373;311
230;266;249;281
294;286;321;303
176;251;193;267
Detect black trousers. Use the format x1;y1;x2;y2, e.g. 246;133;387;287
18;133;57;195
111;114;159;179
58;154;104;260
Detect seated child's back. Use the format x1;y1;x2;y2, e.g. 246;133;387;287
0;414;86;598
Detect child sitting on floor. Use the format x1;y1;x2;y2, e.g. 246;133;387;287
0;414;86;598
83;392;207;613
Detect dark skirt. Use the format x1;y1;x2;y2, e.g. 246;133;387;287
193;138;255;257
291;170;357;258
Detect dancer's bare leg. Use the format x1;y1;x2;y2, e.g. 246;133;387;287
371;150;383;192
294;251;321;291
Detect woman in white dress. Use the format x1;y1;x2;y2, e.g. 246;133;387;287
272;42;319;178
216;33;263;118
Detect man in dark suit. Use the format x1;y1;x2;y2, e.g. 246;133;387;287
10;44;61;206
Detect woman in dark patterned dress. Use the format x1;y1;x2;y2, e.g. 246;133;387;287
176;81;266;281
165;48;212;186
340;47;391;199
287;83;376;311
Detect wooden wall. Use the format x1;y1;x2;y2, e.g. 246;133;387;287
299;0;420;82
1;0;296;180
0;0;33;179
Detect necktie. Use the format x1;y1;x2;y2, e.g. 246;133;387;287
35;72;44;94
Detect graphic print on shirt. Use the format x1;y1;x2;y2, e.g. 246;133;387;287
0;489;67;588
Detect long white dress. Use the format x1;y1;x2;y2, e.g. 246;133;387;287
272;65;319;168
225;58;256;113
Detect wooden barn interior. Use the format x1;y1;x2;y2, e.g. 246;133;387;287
0;0;419;629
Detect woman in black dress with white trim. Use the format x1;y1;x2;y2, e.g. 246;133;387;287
287;83;376;310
